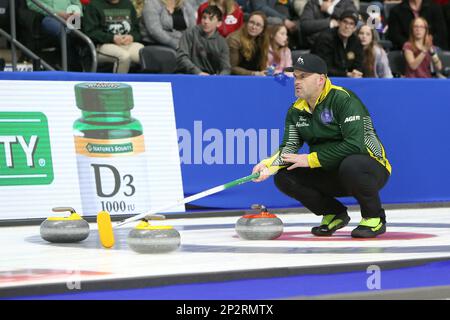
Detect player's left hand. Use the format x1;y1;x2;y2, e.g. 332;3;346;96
281;153;310;170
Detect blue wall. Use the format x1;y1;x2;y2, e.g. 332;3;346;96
1;72;449;210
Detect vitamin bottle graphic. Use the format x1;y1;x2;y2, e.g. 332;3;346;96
73;83;150;215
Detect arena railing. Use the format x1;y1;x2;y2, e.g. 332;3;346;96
0;0;97;72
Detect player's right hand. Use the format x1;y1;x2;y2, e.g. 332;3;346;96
252;163;272;182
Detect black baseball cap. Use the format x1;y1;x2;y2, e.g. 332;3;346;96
284;53;328;75
339;10;359;24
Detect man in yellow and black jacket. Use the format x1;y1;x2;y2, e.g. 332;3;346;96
253;53;391;238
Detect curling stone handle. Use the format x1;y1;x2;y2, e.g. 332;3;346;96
251;204;268;212
143;214;166;222
52;207;76;214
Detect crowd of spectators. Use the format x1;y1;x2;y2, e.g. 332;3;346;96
5;0;450;78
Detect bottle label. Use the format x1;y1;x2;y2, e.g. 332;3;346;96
74;135;151;215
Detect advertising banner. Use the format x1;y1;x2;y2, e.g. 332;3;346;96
0;81;184;220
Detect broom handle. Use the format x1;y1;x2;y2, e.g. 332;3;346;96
114;172;260;228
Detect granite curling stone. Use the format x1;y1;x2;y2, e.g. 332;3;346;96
40;209;90;243
127;221;181;254
235;211;283;240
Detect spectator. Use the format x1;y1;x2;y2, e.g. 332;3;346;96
140;0;196;50
227;11;270;75
26;0;82;31
197;0;244;37
83;0;143;73
300;0;357;48
177;5;231;74
267;24;293;73
26;0;83;71
403;16;443;77
311;10;364;77
358;24;393;77
387;0;448;50
26;0;82;18
250;0;301;48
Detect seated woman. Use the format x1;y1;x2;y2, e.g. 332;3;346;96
140;0;196;50
227;11;270;75
267;24;292;75
358;24;393;78
403;17;443;78
196;0;244;37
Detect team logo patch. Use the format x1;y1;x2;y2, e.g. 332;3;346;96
297;57;304;65
296;115;309;127
344;115;360;123
320;108;334;124
225;15;238;25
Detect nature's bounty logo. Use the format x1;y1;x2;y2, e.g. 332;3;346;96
0;112;53;186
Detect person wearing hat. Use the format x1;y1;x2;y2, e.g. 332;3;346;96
311;10;363;78
252;53;391;238
299;0;357;48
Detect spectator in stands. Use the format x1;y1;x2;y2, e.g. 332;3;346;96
83;0;143;73
26;0;82;36
358;24;393;77
140;0;196;50
387;0;448;50
300;0;357;48
311;10;364;77
250;0;301;48
227;11;270;75
267;24;293;73
197;0;244;37
26;0;83;71
177;5;231;74
403;16;443;77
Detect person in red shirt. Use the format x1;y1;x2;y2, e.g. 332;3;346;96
197;0;244;37
403;16;443;77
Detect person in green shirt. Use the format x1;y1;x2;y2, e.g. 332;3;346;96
252;53;391;238
83;0;143;73
26;0;83;70
27;0;82;17
26;0;82;38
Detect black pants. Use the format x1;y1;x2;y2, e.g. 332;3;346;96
274;154;390;220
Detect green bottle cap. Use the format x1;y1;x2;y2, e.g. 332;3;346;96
75;83;134;111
